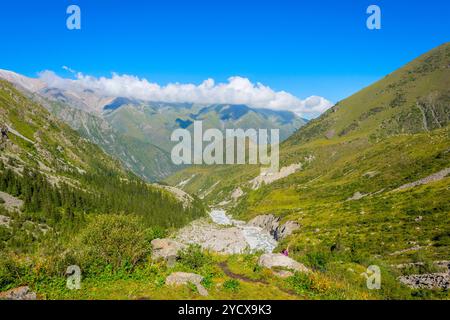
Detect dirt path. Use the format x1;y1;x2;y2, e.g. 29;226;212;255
218;262;299;297
219;262;269;284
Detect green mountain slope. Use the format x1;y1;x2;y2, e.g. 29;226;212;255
0;79;206;253
288;42;449;143
167;43;450;266
0;70;307;182
43;101;177;182
52;99;305;182
104;101;306;154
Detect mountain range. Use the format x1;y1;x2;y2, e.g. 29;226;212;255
0;69;307;181
0;43;449;300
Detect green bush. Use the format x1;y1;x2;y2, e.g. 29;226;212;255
223;279;240;292
286;272;313;294
178;245;212;270
304;250;332;272
0;225;12;242
145;226;168;243
0;197;5;204
0;254;29;291
72;214;149;272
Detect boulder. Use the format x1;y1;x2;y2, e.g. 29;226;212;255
277;221;300;240
248;215;280;234
247;215;300;240
0;286;37;300
166;272;208;296
258;253;309;273
151;238;186;262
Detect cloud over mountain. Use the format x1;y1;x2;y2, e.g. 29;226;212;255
38;71;333;117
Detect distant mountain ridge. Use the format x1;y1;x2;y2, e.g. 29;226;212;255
0;69;307;181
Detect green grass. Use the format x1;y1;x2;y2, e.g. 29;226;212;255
163;43;450;300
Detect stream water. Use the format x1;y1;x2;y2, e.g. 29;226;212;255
209;209;277;253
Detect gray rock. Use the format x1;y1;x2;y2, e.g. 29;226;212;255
247;215;300;240
399;273;450;290
346;191;368;201
395;168;450;191
0;215;11;227
166;272;208;296
258;253;309;273
0;191;23;212
176;220;249;254
0;286;37;300
278;221;301;240
151;238;186;262
248;215;280;234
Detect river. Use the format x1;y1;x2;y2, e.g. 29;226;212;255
209;209;277;253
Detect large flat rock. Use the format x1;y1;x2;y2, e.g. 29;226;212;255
258;253;309;273
151;238;186;261
176;219;249;254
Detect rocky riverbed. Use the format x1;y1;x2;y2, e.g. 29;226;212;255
175;209;278;254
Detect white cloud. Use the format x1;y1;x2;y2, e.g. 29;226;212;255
38;71;333;117
62;66;76;74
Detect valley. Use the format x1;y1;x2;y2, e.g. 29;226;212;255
0;68;307;182
0;43;449;300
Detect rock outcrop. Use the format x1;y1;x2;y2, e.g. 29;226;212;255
395;168;450;191
0;286;37;300
0;191;24;212
151;238;186;264
250;163;302;189
166;272;208;296
397;260;450;289
0;215;11;227
247;215;300;240
156;185;194;209
399;273;450;290
258;253;309;273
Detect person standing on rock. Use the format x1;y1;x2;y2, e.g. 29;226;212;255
282;244;290;256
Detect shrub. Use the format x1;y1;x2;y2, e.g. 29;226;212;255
304;250;332;272
0;197;5;204
178;245;212;270
223;279;240;292
145;226;167;243
286;272;313;294
0;254;29;291
72;214;149;272
0;225;12;242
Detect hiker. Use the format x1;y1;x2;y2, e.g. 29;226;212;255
282;244;291;257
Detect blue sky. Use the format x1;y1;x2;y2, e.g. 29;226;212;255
0;0;448;105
